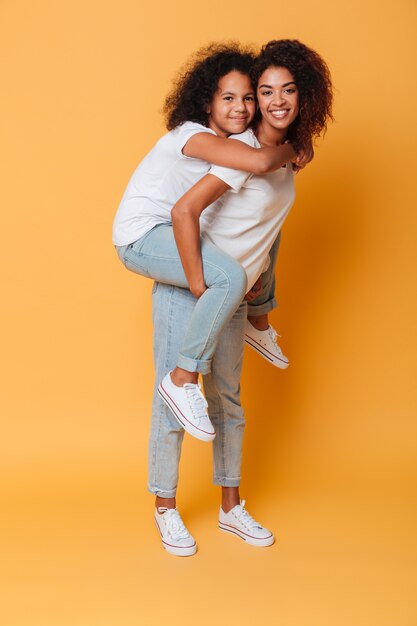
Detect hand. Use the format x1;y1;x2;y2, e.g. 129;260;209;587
292;141;314;173
244;276;262;302
190;281;207;299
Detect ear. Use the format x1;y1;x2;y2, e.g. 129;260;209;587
204;101;211;115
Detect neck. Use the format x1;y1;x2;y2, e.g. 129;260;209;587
255;118;287;147
207;118;229;138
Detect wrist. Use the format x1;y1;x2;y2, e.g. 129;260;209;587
189;280;206;298
283;142;296;158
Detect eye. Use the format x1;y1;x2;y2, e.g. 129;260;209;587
284;88;297;95
223;96;233;101
260;90;272;96
245;95;255;101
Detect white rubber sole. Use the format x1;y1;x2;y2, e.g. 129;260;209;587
154;517;197;557
218;521;275;547
244;335;289;369
157;383;215;442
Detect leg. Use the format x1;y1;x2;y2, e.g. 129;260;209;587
149;282;198;556
150;284;247;499
247;230;281;323
119;224;248;376
203;301;247;504
148;282;189;500
120;225;247;441
244;232;289;369
202;300;275;546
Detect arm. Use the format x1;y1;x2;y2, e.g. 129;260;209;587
183;132;296;175
171;174;230;298
292;140;314;173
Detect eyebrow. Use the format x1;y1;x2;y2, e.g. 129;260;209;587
258;81;297;89
219;90;255;96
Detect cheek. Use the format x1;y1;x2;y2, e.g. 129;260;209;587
248;102;256;116
293;97;300;116
209;97;226;118
211;105;225;120
257;97;268;116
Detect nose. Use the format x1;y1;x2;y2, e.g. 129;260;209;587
234;99;247;112
272;90;286;106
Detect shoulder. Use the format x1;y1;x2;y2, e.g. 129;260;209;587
228;128;259;148
172;122;217;157
174;121;216;138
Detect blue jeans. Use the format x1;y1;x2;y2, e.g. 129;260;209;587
116;224;247;374
247;231;281;317
149;282;247;497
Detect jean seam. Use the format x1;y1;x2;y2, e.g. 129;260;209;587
124;226;166;271
206;375;226;479
193;261;239;362
151;285;178;495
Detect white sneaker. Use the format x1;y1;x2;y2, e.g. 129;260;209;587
218;500;275;547
154;507;197;557
158;371;216;442
245;321;289;369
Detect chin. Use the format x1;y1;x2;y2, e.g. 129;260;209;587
272;121;292;131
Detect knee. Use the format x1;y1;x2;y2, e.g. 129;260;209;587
210;259;247;300
232;263;248;296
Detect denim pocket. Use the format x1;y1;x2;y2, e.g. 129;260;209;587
124;246;150;277
115;244;129;267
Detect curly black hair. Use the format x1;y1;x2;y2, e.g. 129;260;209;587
164;42;256;130
251;39;334;150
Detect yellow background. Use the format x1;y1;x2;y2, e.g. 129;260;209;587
1;0;416;624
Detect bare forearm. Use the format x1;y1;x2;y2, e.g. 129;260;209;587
184;133;296;174
170;175;230;297
171;211;205;297
261;143;297;173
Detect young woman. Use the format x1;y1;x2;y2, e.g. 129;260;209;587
113;44;304;443
148;39;333;555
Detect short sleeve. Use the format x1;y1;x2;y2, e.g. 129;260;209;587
208;129;257;192
174;122;216;158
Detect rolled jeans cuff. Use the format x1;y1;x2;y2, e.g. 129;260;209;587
247;296;278;317
177;353;212;374
148;484;177;498
213;476;241;487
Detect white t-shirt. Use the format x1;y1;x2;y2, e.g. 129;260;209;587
201;129;295;289
112;122;216;246
113;123;295;291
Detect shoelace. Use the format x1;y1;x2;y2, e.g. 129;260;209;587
183;382;208;423
161;508;190;540
268;326;284;355
232;500;262;530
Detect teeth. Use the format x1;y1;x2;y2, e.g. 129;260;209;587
271;110;288;118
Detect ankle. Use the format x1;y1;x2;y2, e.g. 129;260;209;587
221;487;240;513
156;496;176;510
170;367;198;386
248;315;269;331
221;502;239;513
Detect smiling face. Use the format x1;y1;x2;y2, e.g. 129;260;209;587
206;70;256;137
256;66;299;141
